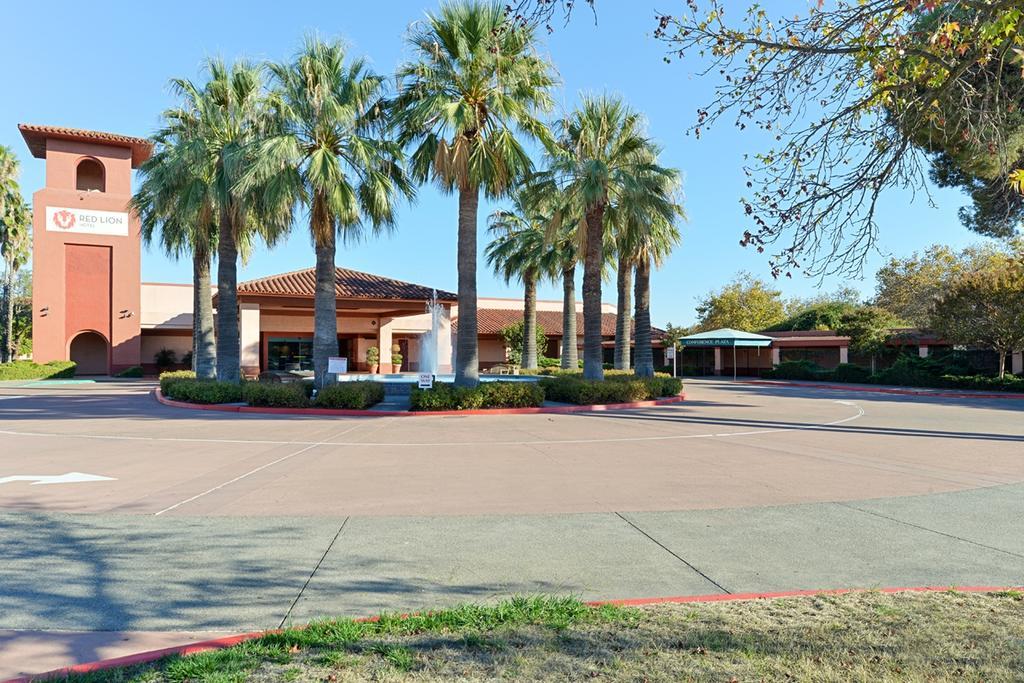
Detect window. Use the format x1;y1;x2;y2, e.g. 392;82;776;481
76;158;105;192
267;337;314;371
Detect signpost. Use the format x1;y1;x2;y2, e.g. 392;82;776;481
665;345;677;377
418;373;434;389
327;357;348;375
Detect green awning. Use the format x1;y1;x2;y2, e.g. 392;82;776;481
679;328;773;348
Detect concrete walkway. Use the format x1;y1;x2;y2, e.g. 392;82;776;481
1;379;1022;677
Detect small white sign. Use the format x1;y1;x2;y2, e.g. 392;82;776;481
665;346;676;360
418;373;434;389
328;357;348;374
46;206;129;236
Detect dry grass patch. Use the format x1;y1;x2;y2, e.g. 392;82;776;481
54;591;1024;682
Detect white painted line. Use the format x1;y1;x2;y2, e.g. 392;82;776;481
0;472;116;486
0;403;866;449
0;396;26;401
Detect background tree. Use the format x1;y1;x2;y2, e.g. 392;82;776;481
537;95;676;379
498;321;548;367
133;111;219;379
252;38;413;389
1;199;30;364
836;306;903;373
394;1;556;387
486;195;555;369
695;272;785;332
930;250;1024;378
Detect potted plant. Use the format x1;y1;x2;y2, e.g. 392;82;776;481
366;346;380;374
391;343;403;373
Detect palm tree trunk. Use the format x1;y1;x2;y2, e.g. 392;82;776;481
1;264;13;363
614;256;632;371
634;257;654;377
582;204;605;380
216;205;241;383
522;268;538;369
192;249;216;380
560;264;577;370
454;185;480;386
313;229;338;390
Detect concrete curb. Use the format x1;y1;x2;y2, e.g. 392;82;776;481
744;379;1024;400
152;388;687;417
10;585;1020;682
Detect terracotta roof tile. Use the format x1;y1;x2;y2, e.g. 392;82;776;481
236;266;456;302
19;123;153;167
455;308;665;338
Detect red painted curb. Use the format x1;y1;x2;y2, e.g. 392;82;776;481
10;585;1021;682
153;388;686;417
744;379;1024;400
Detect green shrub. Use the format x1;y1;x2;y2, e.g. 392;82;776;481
163;378;243;404
539;375;682;405
243;382;310;408
940;374;1024;392
315;382;386;409
115;365;144;378
763;360;823;381
537;356;561;368
410;381;545;411
827;363;872;383
0;360;77;381
154;348;178;369
869;355;946;388
159;370;195;394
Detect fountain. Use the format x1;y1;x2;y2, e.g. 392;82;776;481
418;289;442;376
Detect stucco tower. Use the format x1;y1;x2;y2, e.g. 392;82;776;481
19;124;153;375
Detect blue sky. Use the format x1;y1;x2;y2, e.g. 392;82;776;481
1;1;985;326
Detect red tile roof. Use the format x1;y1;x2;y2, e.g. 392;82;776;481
19;123;153;167
455;308;666;339
236;266;456;302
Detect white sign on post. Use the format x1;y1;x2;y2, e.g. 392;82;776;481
418;373;434;389
328;357;348;374
665;346;676;360
46;207;129;236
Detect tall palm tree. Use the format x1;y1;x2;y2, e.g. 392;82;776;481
536;95;677;380
551;224;581;369
485;195;556;369
248;38;413;389
393;1;556;386
172;59;276;383
1;197;30;364
132;114;219;379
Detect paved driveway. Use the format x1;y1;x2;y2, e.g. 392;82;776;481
1;379;1022;677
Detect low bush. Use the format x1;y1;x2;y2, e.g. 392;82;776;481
829;363;872;383
540;375;682;405
0;360;77;381
868;355;948;388
159;370;195;394
115;365;144;378
243;382;310;408
163;378;243;404
537;356;561;368
937;373;1024;392
315;382;386;410
410;381;545;411
762;360;823;381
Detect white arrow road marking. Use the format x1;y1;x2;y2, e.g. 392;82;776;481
0;472;116;486
0;396;26;401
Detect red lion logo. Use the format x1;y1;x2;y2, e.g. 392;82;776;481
53;210;76;230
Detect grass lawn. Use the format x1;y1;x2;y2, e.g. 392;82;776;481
53;592;1023;682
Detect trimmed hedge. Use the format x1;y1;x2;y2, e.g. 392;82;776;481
315;382;385;410
159;370;196;394
410;381;545;411
0;360;77;381
164;379;244;404
540;375;683;405
243;382;311;408
115;366;144;378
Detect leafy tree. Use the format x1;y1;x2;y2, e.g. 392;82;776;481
393;1;556;387
0;147;30;364
767;301;858;333
499;321;548;366
249;38;413;389
486;194;557;369
536;95;677;379
836;306;903;373
133;105;220;379
931;250;1024;378
874;243;1002;327
695;272;785;332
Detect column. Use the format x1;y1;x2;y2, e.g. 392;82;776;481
839;346;849;364
1012;351;1023;376
239;303;260;377
377;318;394;373
771;347;781;367
918;345;929;358
713;347;722;376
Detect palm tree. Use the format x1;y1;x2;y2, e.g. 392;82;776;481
1;199;30;364
248;38;413;389
172;59;276;383
537;95;677;380
393;1;556;386
551;224;580;369
485;195;556;369
132;114;219;379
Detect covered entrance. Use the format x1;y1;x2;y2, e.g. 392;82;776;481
678;328;773;379
68;331;109;375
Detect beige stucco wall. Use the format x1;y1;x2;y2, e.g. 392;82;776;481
140;282;204;330
140;333;191;364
